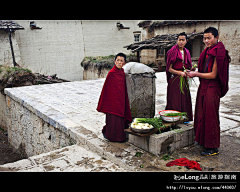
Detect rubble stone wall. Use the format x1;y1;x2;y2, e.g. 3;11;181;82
5;95;75;157
0;94;7;131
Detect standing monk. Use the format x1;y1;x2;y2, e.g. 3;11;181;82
97;53;132;142
166;32;193;121
188;27;230;156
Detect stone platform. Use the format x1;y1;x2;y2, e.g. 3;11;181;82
1;65;240;171
129;123;194;156
2;73;194;171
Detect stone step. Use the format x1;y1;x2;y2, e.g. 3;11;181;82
0;145;127;172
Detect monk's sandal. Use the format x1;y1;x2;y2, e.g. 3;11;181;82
201;148;219;156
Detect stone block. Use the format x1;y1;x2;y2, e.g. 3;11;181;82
128;124;195;157
128;135;149;151
123;62;156;119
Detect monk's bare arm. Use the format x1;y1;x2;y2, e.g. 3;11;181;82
187;58;217;79
169;64;186;77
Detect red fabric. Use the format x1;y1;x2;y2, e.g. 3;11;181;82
97;65;132;122
166;44;192;83
194;79;221;148
165;73;193;121
102;113;130;142
198;42;231;98
166;158;202;171
165;44;193;121
194;42;230;148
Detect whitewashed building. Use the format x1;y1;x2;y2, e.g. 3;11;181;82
0;20;142;81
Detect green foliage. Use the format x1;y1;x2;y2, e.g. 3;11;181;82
135;116;166;133
135;151;143;158
161;154;175;161
2;66;32;79
164;112;188;120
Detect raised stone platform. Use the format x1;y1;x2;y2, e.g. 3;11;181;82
1;65;240;171
129;123;194;156
3;75;194;171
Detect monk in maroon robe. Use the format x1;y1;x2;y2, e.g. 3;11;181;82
97;53;132;142
188;27;230;156
166;32;193;121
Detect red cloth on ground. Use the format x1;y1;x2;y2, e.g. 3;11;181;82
166;158;202;171
97;65;132;122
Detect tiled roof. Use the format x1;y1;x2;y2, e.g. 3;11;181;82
0;20;24;31
124;32;203;52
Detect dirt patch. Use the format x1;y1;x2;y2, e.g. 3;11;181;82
0;65;70;95
0;128;25;165
171;135;240;171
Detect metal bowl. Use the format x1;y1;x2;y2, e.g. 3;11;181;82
130;126;155;133
159;110;181;122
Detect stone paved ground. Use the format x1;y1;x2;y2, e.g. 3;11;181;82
1;65;240;172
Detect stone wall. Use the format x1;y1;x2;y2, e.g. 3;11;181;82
126;73;156;118
0;31;21;67
0;94;7;131
123;62;156;119
13;20;85;81
81;20;142;57
81;55;138;80
5;95;75;157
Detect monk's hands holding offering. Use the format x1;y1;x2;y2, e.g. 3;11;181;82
190;64;198;71
187;71;198;78
180;71;187;77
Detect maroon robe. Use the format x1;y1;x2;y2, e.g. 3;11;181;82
194;42;230;148
97;65;132;142
165;44;193;121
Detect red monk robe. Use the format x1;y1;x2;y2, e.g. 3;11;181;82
194;42;230;148
165;44;193;121
97;65;132;142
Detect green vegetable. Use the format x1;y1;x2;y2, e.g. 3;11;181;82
171;66;190;95
135;117;165;133
179;76;189;94
164;113;181;116
163;112;188;120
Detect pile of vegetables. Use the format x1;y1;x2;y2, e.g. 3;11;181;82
133;117;165;133
131;122;154;129
163;112;188;119
131;111;189;134
172;64;198;94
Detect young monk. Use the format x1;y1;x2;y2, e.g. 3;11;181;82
165;32;193;121
187;27;231;156
97;53;132;142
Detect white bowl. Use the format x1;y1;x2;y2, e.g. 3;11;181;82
130;126;154;133
159;110;181;122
